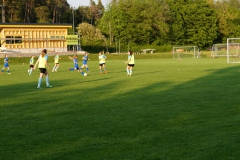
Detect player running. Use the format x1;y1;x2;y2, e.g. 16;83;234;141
80;52;90;75
52;53;60;72
28;55;35;75
99;51;107;74
68;55;79;72
1;54;11;74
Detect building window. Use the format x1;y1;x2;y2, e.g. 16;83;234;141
15;36;22;44
6;36;13;44
50;35;65;39
6;36;22;44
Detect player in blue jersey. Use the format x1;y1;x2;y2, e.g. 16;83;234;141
80;52;90;75
68;55;79;72
1;54;11;74
52;53;60;72
28;55;35;75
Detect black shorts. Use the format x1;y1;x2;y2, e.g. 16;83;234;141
128;64;135;67
55;63;59;64
99;63;105;66
30;65;34;68
39;68;47;73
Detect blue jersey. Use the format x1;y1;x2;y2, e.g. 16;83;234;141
4;57;9;64
4;57;9;67
73;57;78;64
73;57;79;69
82;55;88;65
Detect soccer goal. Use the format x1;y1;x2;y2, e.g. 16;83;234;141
172;46;198;59
227;38;240;63
211;43;227;58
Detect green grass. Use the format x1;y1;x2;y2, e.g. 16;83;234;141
0;56;240;160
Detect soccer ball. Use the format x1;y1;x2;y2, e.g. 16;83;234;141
84;73;87;76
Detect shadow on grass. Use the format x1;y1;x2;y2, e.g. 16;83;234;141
0;64;240;160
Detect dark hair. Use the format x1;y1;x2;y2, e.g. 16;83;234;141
43;49;47;53
41;49;47;57
129;50;133;55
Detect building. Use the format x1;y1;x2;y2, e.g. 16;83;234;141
0;23;73;53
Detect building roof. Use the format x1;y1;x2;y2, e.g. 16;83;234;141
0;23;72;28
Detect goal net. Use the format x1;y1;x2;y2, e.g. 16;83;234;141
227;38;240;63
172;46;198;59
211;43;227;58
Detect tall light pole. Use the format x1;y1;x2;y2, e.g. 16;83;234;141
72;7;75;34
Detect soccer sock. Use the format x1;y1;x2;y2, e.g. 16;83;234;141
81;71;84;75
55;66;59;70
52;66;55;70
86;67;89;71
126;69;130;74
69;68;74;71
46;76;49;86
38;78;42;87
29;69;32;75
7;70;10;73
99;69;102;72
1;70;3;72
104;68;106;71
130;70;132;75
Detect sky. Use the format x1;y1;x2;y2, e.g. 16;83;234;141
67;0;110;8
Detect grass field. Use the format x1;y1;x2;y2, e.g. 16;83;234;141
0;54;240;160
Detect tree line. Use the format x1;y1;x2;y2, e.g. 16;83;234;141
97;0;240;51
1;0;240;51
0;0;104;24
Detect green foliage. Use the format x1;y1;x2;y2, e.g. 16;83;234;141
35;6;50;23
98;0;170;46
97;0;240;49
77;22;107;47
213;0;240;42
167;0;218;49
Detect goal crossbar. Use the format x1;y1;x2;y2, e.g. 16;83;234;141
172;46;198;59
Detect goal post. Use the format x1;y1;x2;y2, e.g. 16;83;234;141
172;46;198;59
211;43;227;58
227;38;240;63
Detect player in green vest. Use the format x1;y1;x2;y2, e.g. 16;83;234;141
125;50;135;76
34;49;52;89
28;55;34;75
99;51;107;74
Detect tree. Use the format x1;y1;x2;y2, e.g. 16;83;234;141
212;0;240;42
167;0;218;49
98;0;170;46
76;22;107;46
35;6;50;23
